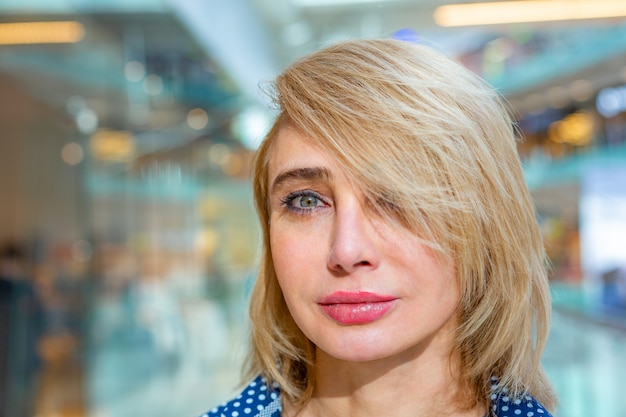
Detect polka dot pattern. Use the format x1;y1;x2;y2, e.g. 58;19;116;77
490;378;553;417
200;376;552;417
200;376;281;417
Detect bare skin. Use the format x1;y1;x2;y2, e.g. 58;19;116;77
269;125;485;417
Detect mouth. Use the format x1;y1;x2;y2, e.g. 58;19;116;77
319;291;398;325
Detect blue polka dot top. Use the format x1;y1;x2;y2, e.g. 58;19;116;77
201;376;281;417
200;375;553;417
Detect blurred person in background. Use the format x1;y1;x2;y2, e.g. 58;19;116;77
0;241;44;417
200;38;557;417
601;266;626;311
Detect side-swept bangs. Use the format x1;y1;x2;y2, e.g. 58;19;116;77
247;38;556;412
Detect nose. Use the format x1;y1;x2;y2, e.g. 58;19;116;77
327;199;380;274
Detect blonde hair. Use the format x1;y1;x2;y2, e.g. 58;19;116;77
246;38;556;412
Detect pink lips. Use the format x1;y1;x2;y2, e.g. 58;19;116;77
319;291;397;325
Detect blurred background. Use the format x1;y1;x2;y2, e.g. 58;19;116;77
1;0;625;416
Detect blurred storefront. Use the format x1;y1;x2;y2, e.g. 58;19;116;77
1;1;626;417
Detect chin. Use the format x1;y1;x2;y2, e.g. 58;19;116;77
316;335;404;363
321;350;388;363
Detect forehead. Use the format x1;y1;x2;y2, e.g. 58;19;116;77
267;125;337;182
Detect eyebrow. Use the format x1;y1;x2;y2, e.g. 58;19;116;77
270;167;332;194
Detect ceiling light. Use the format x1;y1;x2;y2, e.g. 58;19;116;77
434;0;626;27
0;21;85;45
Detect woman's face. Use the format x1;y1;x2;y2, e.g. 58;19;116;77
267;125;461;364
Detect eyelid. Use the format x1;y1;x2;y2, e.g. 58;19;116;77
367;192;399;210
377;197;401;211
279;189;330;215
366;194;406;222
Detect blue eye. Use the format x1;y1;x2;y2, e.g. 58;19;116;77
281;190;327;214
297;195;321;208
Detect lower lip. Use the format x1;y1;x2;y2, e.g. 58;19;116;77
320;300;396;325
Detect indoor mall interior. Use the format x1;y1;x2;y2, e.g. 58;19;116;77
1;1;626;416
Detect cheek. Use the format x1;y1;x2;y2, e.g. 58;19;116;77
269;227;310;297
269;230;314;330
427;257;458;299
270;228;297;272
398;241;458;299
269;217;329;274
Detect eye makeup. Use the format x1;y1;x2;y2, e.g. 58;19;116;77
279;189;330;216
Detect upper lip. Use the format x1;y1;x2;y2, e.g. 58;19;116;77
319;291;397;304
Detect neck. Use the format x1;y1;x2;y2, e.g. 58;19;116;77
285;345;483;417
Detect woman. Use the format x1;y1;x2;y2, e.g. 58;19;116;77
202;38;556;417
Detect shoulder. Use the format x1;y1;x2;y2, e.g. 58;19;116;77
490;392;553;417
199;376;282;417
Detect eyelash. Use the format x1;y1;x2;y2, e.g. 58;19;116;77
375;197;401;213
280;190;329;215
